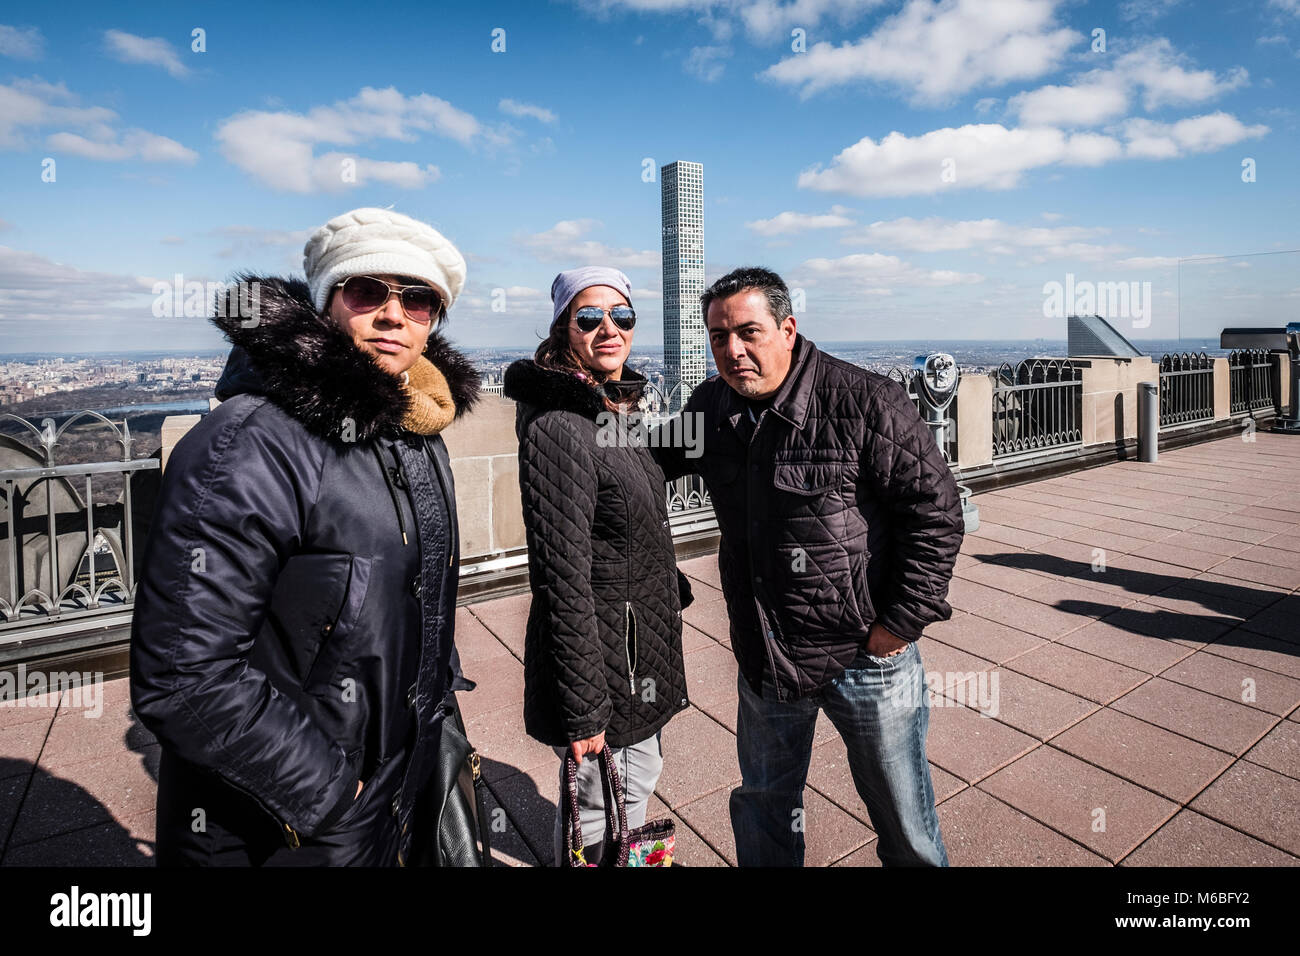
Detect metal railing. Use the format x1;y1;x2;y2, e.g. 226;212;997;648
1159;352;1215;427
0;412;157;645
991;359;1083;459
1228;349;1273;415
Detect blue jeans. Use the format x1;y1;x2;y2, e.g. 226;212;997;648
729;641;948;867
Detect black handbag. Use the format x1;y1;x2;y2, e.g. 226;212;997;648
412;692;493;866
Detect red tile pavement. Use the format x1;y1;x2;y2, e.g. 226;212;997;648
1189;761;1300;857
978;746;1179;863
2;430;1297;866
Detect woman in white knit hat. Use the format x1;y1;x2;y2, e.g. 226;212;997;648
131;207;482;866
503;268;691;866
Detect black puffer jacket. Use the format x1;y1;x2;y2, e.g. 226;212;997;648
655;334;964;700
503;360;690;749
130;275;480;866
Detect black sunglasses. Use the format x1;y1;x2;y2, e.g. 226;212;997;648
335;275;442;324
573;304;636;333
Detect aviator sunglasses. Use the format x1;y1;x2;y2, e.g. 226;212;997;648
335;275;442;323
572;304;637;333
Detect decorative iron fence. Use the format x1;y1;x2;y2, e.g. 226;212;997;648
0;412;158;644
1228;349;1274;415
991;359;1083;459
666;474;711;514
1158;352;1214;427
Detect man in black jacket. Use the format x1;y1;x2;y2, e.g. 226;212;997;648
654;267;964;866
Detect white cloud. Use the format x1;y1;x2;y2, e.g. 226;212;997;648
499;98;557;123
1041;212;1063;221
762;0;1080;103
798;123;1121;197
1122;112;1268;159
1010;80;1129;127
839;216;1123;263
1114;256;1181;269
573;0;882;42
1009;40;1249;128
103;29;189;79
793;252;984;292
0;78;196;163
684;45;730;82
516;219;660;269
215;87;507;192
48;129;197;163
0;244;154;320
211;225;314;260
745;205;855;236
1118;39;1248;111
1119;0;1183;20
800;106;1267;198
1269;0;1300;14
0;24;44;59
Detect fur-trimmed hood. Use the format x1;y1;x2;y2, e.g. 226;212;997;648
502;359;646;420
212;273;480;442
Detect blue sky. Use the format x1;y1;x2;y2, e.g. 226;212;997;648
1;0;1297;353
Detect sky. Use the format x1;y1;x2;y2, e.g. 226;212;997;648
0;0;1298;354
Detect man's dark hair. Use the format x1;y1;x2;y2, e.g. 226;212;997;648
700;267;792;327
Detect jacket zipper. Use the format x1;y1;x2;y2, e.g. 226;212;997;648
745;405;786;701
623;433;637;698
624;601;638;696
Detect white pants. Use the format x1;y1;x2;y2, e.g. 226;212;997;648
552;731;664;866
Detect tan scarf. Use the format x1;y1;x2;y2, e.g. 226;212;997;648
399;356;457;435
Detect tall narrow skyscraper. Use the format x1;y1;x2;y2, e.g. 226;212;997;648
661;161;705;411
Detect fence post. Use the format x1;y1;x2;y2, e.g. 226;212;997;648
1137;382;1158;462
955;374;992;470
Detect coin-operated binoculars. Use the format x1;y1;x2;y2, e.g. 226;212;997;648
911;353;979;532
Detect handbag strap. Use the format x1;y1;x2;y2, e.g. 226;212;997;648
562;745;631;867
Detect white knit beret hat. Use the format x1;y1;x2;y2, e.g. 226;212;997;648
303;207;467;314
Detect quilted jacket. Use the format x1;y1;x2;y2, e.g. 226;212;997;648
130;275;480;866
654;334;964;700
503;360;690;749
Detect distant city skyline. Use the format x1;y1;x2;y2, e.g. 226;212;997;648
1;2;1297;353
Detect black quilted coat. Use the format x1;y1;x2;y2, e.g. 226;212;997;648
655;334;964;701
503;360;690;749
130;275;480;866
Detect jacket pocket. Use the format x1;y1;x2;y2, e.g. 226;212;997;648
773;539;868;638
771;460;841;496
302;555;375;688
268;552;354;683
848;547;875;631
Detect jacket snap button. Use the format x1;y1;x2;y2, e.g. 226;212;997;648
802;479;811;489
754;575;762;584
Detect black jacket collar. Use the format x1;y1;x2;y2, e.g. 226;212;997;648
210;274;480;443
502;359;647;421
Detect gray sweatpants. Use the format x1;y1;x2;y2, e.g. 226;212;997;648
552;731;663;866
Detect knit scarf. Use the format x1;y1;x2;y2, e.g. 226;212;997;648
399;356;457;435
